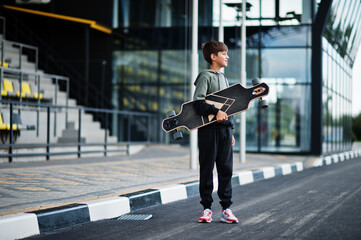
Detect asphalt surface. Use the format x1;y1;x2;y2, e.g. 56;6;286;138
24;156;361;240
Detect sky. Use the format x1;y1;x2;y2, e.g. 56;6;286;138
352;50;361;116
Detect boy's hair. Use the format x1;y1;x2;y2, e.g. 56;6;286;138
202;41;228;65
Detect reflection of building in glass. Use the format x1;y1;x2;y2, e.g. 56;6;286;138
111;0;361;155
319;0;359;155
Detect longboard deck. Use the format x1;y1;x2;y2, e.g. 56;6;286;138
162;82;269;132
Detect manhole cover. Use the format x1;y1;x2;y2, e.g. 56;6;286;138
117;214;153;221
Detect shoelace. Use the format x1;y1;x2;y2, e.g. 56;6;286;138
201;209;212;218
223;209;236;219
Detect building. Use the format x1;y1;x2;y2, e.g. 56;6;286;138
1;0;360;155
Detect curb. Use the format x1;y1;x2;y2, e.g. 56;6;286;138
312;149;361;167
1;150;360;240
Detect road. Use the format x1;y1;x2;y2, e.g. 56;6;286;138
25;158;361;240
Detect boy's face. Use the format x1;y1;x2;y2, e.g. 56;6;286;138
211;50;229;68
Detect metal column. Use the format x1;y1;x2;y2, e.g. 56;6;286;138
190;0;199;170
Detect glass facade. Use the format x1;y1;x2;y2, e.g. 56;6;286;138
322;39;353;153
321;0;361;154
225;24;312;153
111;0;360;154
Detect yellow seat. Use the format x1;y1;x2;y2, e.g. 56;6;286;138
0;61;9;68
3;79;15;96
16;82;31;98
0;114;7;130
33;92;44;99
16;82;43;99
1;82;6;96
6;123;18;131
0;113;17;130
31;82;44;100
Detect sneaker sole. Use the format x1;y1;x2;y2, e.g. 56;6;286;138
199;219;212;223
221;217;238;224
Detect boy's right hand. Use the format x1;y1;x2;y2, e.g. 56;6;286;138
216;110;228;122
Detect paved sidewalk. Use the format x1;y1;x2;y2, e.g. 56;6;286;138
0;144;316;217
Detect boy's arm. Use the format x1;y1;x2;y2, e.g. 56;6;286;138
193;76;228;122
193;76;219;116
194;101;228;122
194;100;219;116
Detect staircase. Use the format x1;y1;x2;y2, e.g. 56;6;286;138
0;34;134;162
1;39;118;144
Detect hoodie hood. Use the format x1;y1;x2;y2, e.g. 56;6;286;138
194;70;221;86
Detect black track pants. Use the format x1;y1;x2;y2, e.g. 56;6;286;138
198;126;233;209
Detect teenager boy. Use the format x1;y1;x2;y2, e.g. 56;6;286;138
193;41;238;224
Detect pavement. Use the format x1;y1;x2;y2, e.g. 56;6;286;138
0;143;361;240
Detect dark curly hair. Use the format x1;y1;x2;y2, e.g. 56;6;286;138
202;41;228;65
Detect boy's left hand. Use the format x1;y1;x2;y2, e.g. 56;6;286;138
232;135;235;147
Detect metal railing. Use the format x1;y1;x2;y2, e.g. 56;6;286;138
0;99;158;163
0;16;5;39
1;66;70;133
0;38;38;71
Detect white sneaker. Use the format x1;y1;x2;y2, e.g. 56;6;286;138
221;209;238;223
199;208;212;223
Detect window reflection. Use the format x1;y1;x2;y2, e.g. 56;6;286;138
261;48;311;83
322;38;353;154
216;0;307;27
325;0;361;65
262;26;311;47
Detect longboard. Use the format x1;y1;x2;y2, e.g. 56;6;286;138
162;79;269;139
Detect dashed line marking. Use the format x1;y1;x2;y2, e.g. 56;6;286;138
16;173;43;176
46;178;85;185
91;178;117;181
0;180;25;185
55;170;92;176
13;186;50;191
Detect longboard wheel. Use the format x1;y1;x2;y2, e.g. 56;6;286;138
173;131;183;140
252;78;261;86
259;99;268;109
167;110;176;117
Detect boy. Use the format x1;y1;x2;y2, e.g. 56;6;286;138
193;41;238;224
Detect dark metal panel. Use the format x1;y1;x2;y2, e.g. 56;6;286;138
311;0;333;155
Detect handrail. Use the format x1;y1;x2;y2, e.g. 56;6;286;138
0;16;5;38
0;66;70;103
0;38;38;71
2;5;112;34
1;65;69;80
0;99;158;162
0;99;156;116
1;38;38;52
0;66;70;135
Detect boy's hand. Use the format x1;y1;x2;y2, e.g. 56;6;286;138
232;135;235;147
216;110;228;122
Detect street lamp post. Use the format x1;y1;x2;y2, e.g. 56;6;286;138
190;0;198;170
225;1;248;163
240;0;247;163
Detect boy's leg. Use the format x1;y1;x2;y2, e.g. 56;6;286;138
198;127;217;209
216;127;234;209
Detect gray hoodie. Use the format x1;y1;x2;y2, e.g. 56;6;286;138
193;70;233;128
193;70;229;101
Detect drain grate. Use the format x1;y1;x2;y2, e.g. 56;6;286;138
117;214;153;221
